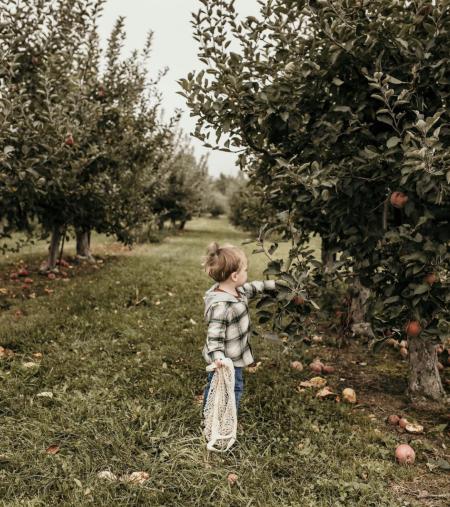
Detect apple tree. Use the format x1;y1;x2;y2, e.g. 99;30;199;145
182;0;450;401
1;0;176;268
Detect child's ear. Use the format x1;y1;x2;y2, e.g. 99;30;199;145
231;271;238;282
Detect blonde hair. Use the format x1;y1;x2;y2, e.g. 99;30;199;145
202;242;246;282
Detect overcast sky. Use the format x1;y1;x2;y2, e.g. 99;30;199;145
97;0;260;178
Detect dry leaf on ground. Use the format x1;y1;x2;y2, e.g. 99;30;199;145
122;471;150;484
46;445;60;455
97;470;117;481
299;377;327;388
316;386;335;398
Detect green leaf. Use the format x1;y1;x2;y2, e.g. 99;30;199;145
333;106;351;113
385;75;404;85
309;299;320;310
413;284;430;295
332;77;344;86
264;260;282;275
275;157;290;167
383;295;400;305
386;136;401;148
256;296;276;309
396;38;409;49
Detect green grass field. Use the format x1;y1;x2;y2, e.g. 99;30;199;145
0;217;443;506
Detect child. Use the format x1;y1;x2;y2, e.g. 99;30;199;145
201;241;276;415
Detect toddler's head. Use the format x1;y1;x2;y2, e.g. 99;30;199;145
202;242;248;287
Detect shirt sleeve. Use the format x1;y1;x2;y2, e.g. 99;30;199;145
241;280;276;300
205;302;229;361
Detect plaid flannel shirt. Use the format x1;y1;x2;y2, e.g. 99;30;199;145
202;280;276;367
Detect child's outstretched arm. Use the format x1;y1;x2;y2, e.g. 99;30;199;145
241;280;276;301
205;302;229;361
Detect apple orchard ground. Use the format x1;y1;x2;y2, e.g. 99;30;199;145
0;217;449;506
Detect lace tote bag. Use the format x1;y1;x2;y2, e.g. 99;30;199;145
203;358;237;452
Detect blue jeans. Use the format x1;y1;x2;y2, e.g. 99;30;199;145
203;366;244;414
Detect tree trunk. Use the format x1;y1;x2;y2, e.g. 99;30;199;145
76;229;95;262
40;225;62;272
321;236;335;271
349;276;370;323
349;276;375;341
408;335;446;401
157;217;165;231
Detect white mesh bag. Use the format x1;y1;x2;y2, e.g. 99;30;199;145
203;358;237;452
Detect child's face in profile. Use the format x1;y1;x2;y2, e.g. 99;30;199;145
233;258;248;287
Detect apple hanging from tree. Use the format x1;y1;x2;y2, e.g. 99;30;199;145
390;191;408;209
65;133;74;146
405;321;421;337
292;295;305;305
424;273;437;285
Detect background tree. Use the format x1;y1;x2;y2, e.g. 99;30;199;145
152;132;209;230
0;0;176;269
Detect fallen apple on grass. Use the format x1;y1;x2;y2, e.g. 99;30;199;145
342;388;357;404
309;360;323;374
387;414;400;426
227;473;238;486
395;444;415;465
385;337;398;348
0;346;15;358
290;361;303;371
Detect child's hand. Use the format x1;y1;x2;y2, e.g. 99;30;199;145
214;359;225;369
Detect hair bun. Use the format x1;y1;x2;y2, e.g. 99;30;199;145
206;241;220;257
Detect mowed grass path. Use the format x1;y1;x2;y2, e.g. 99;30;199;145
0;218;417;507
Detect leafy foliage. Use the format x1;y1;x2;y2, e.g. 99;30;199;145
183;0;450;398
0;0;183;259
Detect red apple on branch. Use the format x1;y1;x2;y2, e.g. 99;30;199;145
65;133;74;146
405;320;421;337
390;191;408;208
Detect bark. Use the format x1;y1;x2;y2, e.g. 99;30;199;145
178;220;186;230
349;276;375;341
321;236;336;271
382;198;389;231
43;226;63;272
349;276;370;324
408;335;446;401
76;229;95;262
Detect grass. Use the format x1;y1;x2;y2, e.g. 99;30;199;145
0;217;435;506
